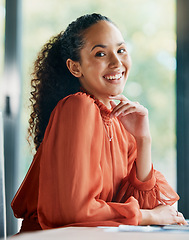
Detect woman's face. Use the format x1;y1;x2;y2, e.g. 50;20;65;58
70;20;132;108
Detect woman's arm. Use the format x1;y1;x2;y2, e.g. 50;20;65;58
109;95;152;181
109;95;187;226
135;137;152;182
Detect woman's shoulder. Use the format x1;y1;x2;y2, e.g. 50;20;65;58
55;91;97;113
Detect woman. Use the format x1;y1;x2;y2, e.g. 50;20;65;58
11;13;187;232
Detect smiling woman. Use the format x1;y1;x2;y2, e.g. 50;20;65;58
66;21;131;107
20;2;177;191
11;13;186;233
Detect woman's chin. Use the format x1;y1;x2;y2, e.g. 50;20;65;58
108;88;124;97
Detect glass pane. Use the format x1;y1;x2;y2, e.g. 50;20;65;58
0;0;5;110
21;0;176;189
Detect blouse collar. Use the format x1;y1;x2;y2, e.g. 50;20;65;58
80;88;113;126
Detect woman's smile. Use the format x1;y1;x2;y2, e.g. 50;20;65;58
103;71;125;84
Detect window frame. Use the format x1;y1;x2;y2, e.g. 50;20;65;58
176;0;189;219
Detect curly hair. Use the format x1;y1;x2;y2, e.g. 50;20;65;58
28;13;112;151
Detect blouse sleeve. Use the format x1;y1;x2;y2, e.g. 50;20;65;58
37;94;142;229
116;134;179;209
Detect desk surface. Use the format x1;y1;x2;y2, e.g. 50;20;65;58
8;226;189;240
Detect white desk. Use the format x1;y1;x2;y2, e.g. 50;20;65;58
8;226;189;240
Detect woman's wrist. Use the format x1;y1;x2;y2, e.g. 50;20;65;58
139;209;153;225
135;135;152;144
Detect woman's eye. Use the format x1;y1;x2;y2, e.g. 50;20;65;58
118;48;126;54
95;52;106;57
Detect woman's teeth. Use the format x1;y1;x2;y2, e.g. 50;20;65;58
104;73;122;80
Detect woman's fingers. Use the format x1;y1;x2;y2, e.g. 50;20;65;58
172;209;187;225
109;100;117;109
109;95;134;116
110;98;147;118
109;100;121;118
110;102;131;117
176;216;188;225
176;212;188;225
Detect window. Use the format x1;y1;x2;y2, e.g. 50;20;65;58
0;0;5;110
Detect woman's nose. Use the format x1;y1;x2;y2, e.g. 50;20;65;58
109;53;122;68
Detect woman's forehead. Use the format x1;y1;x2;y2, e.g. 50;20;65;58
82;21;125;48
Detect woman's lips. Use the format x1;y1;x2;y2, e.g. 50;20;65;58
103;72;124;81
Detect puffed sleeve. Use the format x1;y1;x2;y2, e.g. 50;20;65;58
37;94;142;229
116;133;179;209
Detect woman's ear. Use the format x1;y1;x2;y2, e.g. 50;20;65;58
66;59;82;78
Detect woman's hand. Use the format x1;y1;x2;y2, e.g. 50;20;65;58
109;95;150;140
140;205;188;226
109;95;152;181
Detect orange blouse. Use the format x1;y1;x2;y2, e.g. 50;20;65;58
11;92;179;231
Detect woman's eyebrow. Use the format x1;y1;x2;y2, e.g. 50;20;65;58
118;41;126;46
90;42;126;52
91;44;107;52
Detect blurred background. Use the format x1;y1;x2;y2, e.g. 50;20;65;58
0;0;189;237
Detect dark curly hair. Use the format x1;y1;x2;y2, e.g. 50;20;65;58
28;13;112;151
